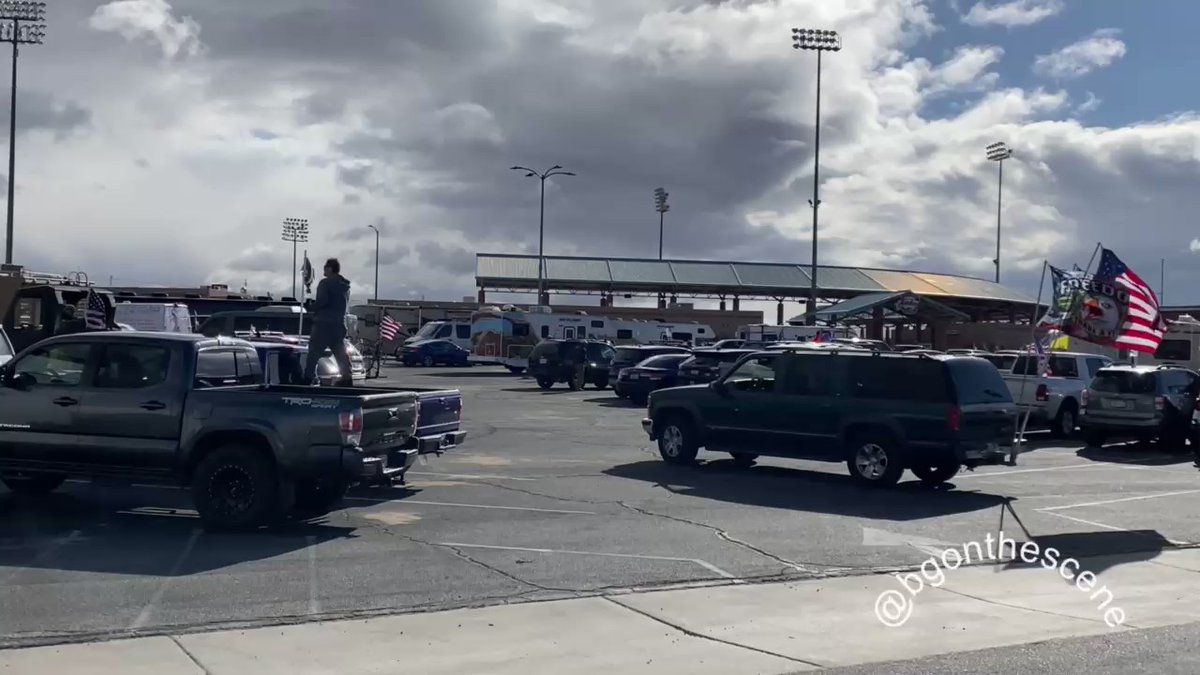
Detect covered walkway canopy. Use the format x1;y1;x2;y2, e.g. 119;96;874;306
476;253;1039;321
790;290;970;324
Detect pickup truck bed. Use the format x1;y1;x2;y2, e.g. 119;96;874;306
0;332;432;530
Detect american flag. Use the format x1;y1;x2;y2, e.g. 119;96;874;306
84;289;108;330
379;314;402;341
1094;248;1166;354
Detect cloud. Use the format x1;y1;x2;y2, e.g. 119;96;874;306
962;0;1063;27
90;0;204;60
5;0;1200;312
1191;239;1200;254
1033;29;1127;79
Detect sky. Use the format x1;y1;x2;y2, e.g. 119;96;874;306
6;0;1200;314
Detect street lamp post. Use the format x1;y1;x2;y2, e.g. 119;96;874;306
510;164;575;306
367;223;380;301
281;218;309;298
986;141;1012;284
0;1;45;265
654;187;669;260
792;27;841;325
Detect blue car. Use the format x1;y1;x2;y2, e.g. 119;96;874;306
401;339;471;367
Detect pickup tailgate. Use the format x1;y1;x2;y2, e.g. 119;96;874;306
412;389;467;454
358;391;420;455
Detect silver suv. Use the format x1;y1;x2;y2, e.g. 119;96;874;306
1080;365;1199;448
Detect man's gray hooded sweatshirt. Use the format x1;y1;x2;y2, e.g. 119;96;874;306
312;274;351;328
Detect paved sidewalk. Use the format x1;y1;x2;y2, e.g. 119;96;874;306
5;547;1200;674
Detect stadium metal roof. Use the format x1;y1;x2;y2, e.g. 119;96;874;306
476;253;1038;306
790;291;971;324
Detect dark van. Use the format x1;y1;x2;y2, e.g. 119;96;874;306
643;351;1016;486
528;339;617;390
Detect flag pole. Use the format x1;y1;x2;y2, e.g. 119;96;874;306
1012;260;1049;461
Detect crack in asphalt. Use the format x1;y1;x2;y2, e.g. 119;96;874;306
603;596;827;668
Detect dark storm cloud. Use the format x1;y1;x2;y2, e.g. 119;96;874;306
414;240;474;276
1;90;91;140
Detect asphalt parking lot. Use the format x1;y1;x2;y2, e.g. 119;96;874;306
2;363;1199;648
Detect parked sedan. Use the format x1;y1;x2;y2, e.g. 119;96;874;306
401;339;471;367
615;353;691;404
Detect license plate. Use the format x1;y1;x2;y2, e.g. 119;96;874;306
538;358;547;364
629;373;642;380
1105;400;1128;409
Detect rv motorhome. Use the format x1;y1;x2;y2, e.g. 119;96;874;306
737;324;851;344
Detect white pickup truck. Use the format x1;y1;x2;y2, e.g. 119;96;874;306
1003;351;1113;438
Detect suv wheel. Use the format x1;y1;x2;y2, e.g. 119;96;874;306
593;374;610;389
1;472;66;495
536;377;554;390
657;414;699;464
1050;403;1077;439
846;433;905;486
192;445;285;531
909;463;959;485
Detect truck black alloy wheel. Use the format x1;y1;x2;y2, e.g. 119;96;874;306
657;414;699;464
192;445;283;531
1;472;66;495
909;463;959;485
847;433;905;486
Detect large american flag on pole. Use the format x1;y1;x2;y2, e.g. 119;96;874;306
1094;248;1166;354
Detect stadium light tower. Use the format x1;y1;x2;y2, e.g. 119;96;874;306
792;27;841;325
367;223;380;301
986;141;1012;284
281;218;309;298
510;164;575;305
653;187;669;260
0;1;46;264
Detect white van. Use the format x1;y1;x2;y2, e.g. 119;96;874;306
405;319;473;350
114;302;194;333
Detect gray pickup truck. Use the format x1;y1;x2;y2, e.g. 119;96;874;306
0;331;452;530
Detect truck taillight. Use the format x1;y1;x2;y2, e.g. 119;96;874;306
1035;384;1048;402
947;406;961;432
1155;396;1165;411
340;409;363;447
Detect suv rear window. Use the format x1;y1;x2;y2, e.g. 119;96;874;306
530;341;561;359
614;347;644;361
946;359;1012;404
1091;370;1156;394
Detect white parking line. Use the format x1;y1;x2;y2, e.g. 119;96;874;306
440;542;738;580
346;498;594;515
306;535;320;616
408;471;538;482
1037;490;1200;512
955;463;1103;478
130;528;201;630
1038;510;1191;546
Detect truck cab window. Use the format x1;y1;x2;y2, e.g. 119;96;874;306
95;344;171;389
195;350;239;388
13;343;91;387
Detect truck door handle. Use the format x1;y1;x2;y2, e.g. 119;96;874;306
52;396;78;407
140;401;166;411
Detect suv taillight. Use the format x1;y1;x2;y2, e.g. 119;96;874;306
947;406;961;432
340;409;363;446
1035;384;1049;402
1081;389;1089;408
1155;396;1165;411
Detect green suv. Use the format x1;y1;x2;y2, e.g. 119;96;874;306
641;349;1016;486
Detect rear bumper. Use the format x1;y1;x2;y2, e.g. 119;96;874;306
339;446;418;483
1080;416;1161;430
410;430;469;455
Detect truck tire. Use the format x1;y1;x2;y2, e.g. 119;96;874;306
909;463;959;485
292;477;348;517
656;414;699;464
846;431;905;486
192;445;285;531
1050;402;1078;439
2;472;66;495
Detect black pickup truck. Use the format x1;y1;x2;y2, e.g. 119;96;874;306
0;332;459;530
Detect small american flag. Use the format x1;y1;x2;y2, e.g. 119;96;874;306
84;289;108;330
380;314;401;341
1094;248;1166;354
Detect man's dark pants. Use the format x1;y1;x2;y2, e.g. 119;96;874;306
305;323;354;386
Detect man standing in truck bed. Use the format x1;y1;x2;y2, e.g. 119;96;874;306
304;258;354;386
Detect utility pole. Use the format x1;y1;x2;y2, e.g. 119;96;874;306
510;164;575;306
367;223;380;301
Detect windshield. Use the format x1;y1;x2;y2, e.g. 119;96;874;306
414;322;442;338
639;354;689;368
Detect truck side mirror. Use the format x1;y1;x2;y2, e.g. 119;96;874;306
710;380;727;395
8;371;35;390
